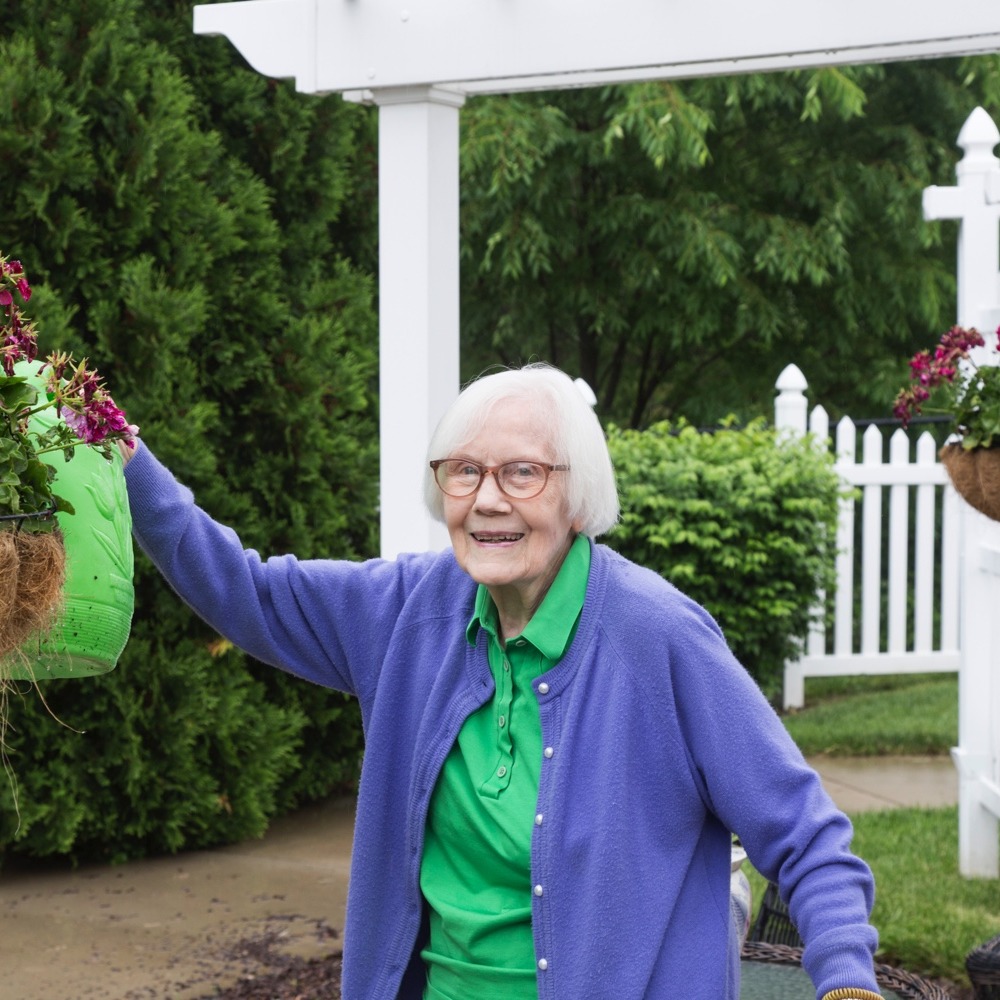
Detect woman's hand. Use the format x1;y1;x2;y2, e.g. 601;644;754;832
117;437;139;468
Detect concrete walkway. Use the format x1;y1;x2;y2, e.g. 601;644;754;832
0;756;959;1000
809;753;958;814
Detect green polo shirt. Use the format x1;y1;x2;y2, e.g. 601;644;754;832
420;534;591;1000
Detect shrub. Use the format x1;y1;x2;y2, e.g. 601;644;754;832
0;0;375;864
604;419;841;699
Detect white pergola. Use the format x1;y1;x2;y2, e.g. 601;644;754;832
192;0;1000;558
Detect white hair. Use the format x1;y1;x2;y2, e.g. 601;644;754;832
424;363;620;537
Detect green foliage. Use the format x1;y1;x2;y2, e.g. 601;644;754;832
604;420;841;699
0;638;364;862
460;59;1000;427
0;0;377;862
0;376;59;520
958;363;1000;450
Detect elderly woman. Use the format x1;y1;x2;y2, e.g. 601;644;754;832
122;363;881;1000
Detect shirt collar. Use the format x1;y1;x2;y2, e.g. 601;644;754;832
465;534;591;662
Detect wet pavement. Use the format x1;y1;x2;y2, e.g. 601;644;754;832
0;796;356;1000
808;754;959;814
0;756;958;1000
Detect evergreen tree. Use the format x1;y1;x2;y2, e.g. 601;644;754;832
0;0;378;860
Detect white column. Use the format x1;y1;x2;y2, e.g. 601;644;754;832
374;86;465;558
953;525;1000;878
925;107;1000;877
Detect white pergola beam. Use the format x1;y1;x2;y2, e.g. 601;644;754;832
194;0;1000;96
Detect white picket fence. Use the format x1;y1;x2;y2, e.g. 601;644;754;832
776;365;962;710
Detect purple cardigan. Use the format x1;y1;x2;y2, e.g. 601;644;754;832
125;445;879;1000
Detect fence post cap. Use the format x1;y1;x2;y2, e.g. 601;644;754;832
775;364;807;392
957;107;1000;176
958;106;1000;151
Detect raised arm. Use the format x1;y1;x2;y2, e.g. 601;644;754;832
122;441;421;695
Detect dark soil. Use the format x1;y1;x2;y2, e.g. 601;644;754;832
204;953;344;1000
197;928;343;999
196;928;974;1000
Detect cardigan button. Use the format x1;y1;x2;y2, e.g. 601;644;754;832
544;746;554;758
537;682;550;695
534;884;544;896
535;813;544;825
537;958;549;971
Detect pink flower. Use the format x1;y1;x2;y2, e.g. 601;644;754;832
940;325;984;354
1;309;38;375
60;390;138;447
892;385;931;427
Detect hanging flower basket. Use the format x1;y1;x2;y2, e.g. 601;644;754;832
0;254;137;681
939;443;1000;523
0;361;134;680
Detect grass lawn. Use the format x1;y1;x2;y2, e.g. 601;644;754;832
752;672;1000;990
780;673;958;757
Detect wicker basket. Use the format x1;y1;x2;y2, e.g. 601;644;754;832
967;933;1000;999
939;443;1000;521
746;881;803;947
742;940;954;999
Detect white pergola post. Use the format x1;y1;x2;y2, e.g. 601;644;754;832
924;107;1000;878
373;87;463;557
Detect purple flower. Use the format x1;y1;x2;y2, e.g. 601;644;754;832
61;390;138;447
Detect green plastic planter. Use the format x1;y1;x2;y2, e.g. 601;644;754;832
4;361;134;680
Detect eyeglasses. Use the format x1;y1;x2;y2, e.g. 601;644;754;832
429;459;569;499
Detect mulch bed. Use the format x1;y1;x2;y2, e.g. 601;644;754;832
205;954;344;999
200;931;343;999
200;947;971;1000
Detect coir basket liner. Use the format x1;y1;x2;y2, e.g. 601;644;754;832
939;443;1000;522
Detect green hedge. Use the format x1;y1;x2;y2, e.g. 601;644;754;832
0;0;376;865
605;419;842;700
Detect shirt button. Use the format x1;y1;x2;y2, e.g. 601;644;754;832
515;639;527;647
537;682;550;695
538;958;549;971
497;765;507;777
535;813;544;825
534;884;544;896
503;660;511;672
544;747;554;759
498;715;506;728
